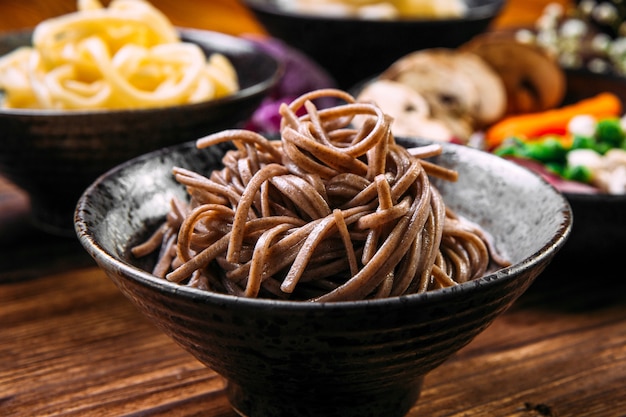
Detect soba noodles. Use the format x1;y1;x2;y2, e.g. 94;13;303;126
132;88;510;301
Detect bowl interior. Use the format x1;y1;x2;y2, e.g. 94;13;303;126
76;137;571;292
243;0;506;88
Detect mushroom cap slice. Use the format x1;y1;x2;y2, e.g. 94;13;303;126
462;34;566;115
355;79;453;142
379;48;507;129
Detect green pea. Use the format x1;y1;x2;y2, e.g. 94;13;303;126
545;162;566;176
595;118;624;147
494;137;527;158
523;138;568;163
594;141;613;155
494;146;523;158
563;165;593;183
571;135;596;150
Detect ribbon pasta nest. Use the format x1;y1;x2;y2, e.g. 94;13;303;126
0;0;238;110
132;89;510;302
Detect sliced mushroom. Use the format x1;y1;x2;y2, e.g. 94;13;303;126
355;79;453;141
379;48;506;138
462;34;566;115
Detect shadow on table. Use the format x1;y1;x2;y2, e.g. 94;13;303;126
0;178;94;283
513;246;626;313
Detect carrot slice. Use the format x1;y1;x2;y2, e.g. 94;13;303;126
485;92;623;149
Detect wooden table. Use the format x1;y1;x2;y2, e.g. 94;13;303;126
3;1;626;416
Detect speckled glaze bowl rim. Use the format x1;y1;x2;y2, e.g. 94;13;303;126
75;140;573;311
0;28;283;118
243;0;506;23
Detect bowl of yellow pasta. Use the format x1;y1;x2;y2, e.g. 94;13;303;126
75;89;572;417
243;0;506;88
0;0;281;236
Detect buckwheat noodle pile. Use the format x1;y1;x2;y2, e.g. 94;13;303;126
132;88;509;302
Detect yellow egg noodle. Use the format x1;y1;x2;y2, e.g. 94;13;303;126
0;0;238;110
275;0;467;19
132;89;510;302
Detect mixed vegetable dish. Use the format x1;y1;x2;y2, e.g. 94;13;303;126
488;92;626;194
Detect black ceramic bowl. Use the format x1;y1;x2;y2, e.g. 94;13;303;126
243;0;506;88
75;137;571;417
0;28;281;236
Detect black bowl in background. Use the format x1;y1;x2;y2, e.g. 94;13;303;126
243;0;506;88
551;69;626;261
0;28;281;236
560;191;626;260
75;137;571;417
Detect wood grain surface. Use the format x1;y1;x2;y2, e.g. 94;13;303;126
3;250;626;416
2;1;625;417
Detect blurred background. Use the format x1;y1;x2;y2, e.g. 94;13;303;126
0;0;568;34
0;0;589;232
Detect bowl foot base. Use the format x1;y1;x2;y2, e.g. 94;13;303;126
226;377;424;417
